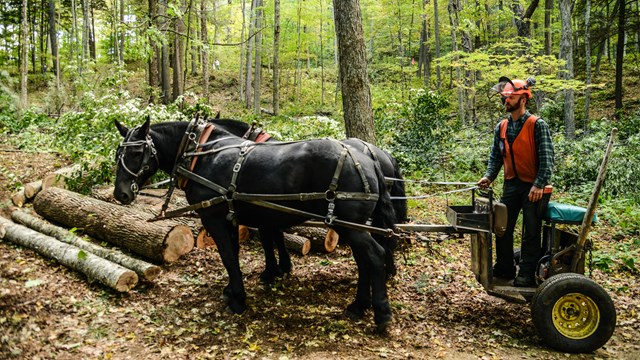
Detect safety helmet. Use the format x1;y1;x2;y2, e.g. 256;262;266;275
491;76;535;100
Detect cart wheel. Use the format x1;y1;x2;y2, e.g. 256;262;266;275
531;273;616;353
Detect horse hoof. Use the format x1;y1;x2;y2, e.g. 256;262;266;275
375;320;391;334
345;303;365;321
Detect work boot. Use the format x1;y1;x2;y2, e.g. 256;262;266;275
514;273;536;287
493;264;516;279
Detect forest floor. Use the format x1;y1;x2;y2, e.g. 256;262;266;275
1;142;640;360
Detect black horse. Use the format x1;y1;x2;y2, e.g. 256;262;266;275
208;118;407;280
113;118;397;331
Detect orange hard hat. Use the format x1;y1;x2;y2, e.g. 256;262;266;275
491;76;535;99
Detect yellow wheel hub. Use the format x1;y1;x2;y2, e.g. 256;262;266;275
552;293;600;339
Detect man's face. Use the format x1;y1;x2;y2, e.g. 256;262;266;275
503;94;523;112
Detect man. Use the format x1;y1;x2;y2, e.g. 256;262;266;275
477;76;554;287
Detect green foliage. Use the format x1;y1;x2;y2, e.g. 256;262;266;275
0;70;19;132
374;89;456;176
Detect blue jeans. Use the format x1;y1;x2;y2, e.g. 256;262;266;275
495;178;543;277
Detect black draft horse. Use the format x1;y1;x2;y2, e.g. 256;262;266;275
208;118;407;281
113;118;397;331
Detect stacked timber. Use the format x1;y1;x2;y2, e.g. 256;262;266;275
34;187;194;264
0;216;138;292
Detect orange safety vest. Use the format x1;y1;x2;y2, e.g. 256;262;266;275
500;115;539;183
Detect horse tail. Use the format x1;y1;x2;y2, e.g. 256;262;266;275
371;162;399;279
386;152;408;223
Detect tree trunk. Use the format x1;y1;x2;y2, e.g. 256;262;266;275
559;0;575;139
614;0;625;115
148;0;159;103
119;0;124;64
182;0;195;88
448;0;464;123
172;2;186;102
201;0;210;102
0;217;138;292
434;0;441;89
20;0;28;108
273;0;280;115
239;0;246;102
82;0;89;64
24;180;42;199
11;211;161;281
544;0;553;55
333;0;376;144
584;0;592;129
33;188;194;264
253;0;263;114
245;0;256;108
48;0;58;75
512;0;539;38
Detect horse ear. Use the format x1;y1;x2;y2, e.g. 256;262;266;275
214;111;221;119
114;120;128;137
141;116;151;135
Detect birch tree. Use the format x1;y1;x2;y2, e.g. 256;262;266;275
559;0;575;139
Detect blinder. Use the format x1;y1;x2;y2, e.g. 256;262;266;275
117;126;159;195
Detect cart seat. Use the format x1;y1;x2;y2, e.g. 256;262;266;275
544;201;598;225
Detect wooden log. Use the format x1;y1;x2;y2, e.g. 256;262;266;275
11;210;162;281
195;225;250;249
11;188;26;207
284;233;311;255
34;188;194;264
288;226;339;253
0;217;138;292
23;180;43;199
41;164;81;190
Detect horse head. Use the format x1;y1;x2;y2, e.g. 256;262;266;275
113;117;159;205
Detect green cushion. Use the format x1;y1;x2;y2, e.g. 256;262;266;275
544;201;598;224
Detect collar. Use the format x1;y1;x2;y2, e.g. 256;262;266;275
508;110;531;124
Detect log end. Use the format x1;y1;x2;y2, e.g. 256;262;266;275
162;225;195;263
196;228;217;249
142;266;163;281
114;271;139;292
238;225;250;242
11;190;26;207
24;180;43;199
301;238;311;255
325;229;339;253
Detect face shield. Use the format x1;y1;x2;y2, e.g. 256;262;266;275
489;76;517;104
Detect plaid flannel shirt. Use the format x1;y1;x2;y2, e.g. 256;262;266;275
484;111;554;189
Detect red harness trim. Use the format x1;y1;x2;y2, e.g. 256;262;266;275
177;123;215;189
254;131;271;143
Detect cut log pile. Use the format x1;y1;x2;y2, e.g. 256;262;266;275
3;164;342;292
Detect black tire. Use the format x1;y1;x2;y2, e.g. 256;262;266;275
531;273;616;353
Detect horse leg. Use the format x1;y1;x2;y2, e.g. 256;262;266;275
344;241;372;321
347;230;392;332
203;218;247;314
373;233;397;280
257;227;284;284
272;230;292;275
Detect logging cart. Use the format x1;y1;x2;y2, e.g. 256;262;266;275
399;129;618;353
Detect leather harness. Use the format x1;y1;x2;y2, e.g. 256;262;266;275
147;118;392;236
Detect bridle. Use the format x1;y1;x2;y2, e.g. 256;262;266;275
117;127;159;194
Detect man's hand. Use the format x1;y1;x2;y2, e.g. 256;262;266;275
477;177;492;189
529;185;543;202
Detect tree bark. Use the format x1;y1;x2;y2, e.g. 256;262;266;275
614;0;625;115
544;0;553;55
584;0;592;128
512;0;539;38
559;0;575;139
172;1;186;102
288;226;339;253
284;233;311;255
434;0;441;89
253;0;263;114
148;0;159;103
0;217;138;292
82;0;89;64
11;211;161;281
20;0;28;108
333;0;376;144
34;188;194;264
201;0;210;102
48;0;58;75
273;0;281;115
24;180;42;199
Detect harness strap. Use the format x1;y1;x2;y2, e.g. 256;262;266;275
245;199;393;236
149;196;227;222
233;192;379;202
226;143;255;224
344;144;371;194
176;166;228;195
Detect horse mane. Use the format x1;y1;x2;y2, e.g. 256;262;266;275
209;118;251;137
